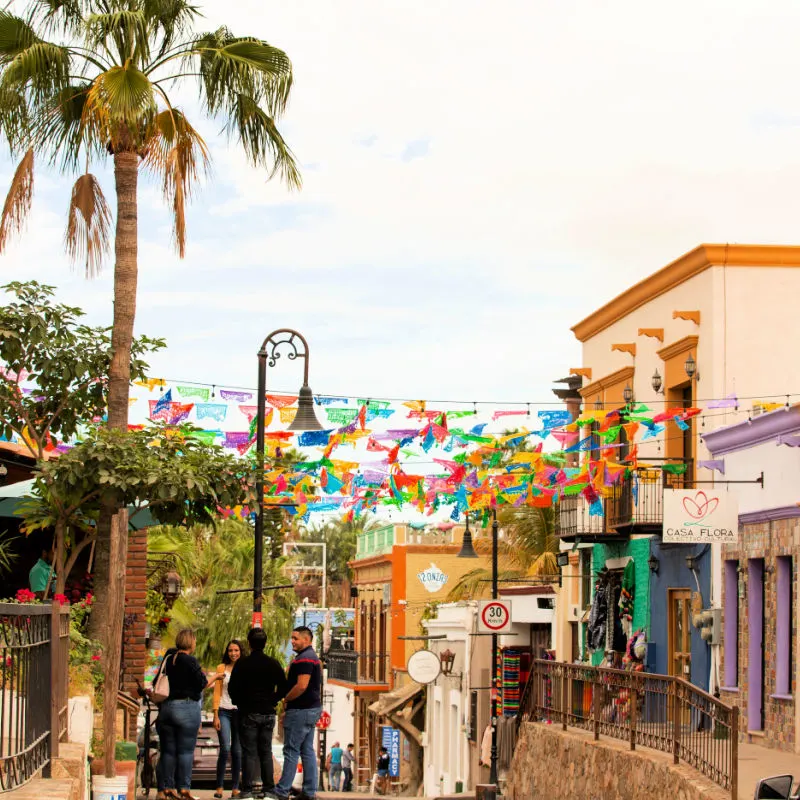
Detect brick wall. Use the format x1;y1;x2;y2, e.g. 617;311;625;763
121;528;147;741
719;517;799;752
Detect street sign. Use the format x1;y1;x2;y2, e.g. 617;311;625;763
478;600;512;633
317;710;331;730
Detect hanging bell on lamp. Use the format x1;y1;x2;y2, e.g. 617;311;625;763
286;384;324;431
458;513;478;559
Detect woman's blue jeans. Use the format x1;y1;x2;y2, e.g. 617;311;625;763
215;708;241;790
157;699;201;791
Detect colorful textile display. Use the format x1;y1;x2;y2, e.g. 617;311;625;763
502;650;521;716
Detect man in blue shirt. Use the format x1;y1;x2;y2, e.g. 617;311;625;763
272;627;322;800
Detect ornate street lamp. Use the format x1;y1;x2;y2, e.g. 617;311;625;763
253;330;323;626
684;353;700;382
440;649;456;676
651;369;663;394
161;570;181;604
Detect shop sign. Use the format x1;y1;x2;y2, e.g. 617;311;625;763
417;562;448;593
381;726;400;777
663;489;739;543
407;648;441;684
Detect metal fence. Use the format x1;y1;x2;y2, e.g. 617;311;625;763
520;659;738;798
0;602;70;792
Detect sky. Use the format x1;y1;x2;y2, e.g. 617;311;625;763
3;0;800;409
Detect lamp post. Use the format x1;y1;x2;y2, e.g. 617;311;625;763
457;507;500;799
253;329;323;627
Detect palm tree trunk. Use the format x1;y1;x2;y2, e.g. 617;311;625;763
107;150;138;431
100;151;139;777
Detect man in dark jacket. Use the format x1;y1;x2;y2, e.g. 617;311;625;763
229;627;288;799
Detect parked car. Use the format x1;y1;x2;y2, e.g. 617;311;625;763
191;717;304;791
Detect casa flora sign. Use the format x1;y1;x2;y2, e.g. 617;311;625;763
663;489;739;543
417;562;449;593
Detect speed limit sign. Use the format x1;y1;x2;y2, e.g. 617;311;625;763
478;600;512;633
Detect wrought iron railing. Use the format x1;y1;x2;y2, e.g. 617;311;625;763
520;659;738;798
557;495;608;538
0;602;70;791
325;651;390;685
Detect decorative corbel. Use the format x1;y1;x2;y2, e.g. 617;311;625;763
611;343;636;357
673;310;701;325
637;328;664;342
570;368;592;380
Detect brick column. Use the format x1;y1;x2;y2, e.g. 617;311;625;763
121;528;148;741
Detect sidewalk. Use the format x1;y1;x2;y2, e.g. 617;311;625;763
738;740;800;799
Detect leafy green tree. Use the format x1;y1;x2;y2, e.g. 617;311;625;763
21;422;250;596
0;281;164;459
446;505;559;600
20;422;249;773
148;518;294;666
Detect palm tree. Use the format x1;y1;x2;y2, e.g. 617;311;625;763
0;3;299;774
446;505;559;600
0;1;299;431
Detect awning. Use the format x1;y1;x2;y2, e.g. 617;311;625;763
368;681;424;717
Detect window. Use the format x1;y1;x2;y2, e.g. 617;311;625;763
468;690;478;742
723;561;738;688
776;556;793;696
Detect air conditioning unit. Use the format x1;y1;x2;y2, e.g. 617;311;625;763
568;604;580;620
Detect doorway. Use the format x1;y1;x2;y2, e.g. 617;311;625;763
747;559;765;731
667;589;692;681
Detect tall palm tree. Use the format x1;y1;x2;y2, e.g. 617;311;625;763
446;505;559;600
0;3;299;774
0;1;299;431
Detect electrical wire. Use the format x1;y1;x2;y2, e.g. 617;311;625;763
149;376;800;409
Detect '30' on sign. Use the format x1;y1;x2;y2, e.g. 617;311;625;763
478;600;512;633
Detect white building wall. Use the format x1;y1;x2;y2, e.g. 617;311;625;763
325;680;355;750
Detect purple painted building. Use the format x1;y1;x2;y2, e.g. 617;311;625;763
703;406;800;753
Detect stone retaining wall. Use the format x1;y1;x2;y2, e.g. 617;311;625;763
505;722;730;800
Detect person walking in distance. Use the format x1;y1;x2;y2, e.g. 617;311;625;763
341;744;355;792
272;627;322;800
228;628;287;800
328;741;343;791
212;640;245;799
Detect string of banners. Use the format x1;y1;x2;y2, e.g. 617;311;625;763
125;381;717;523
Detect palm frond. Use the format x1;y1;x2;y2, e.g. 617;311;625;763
189;28;293;117
85;10;150;65
0;82;31;150
446;567;528;601
83;63;156;148
224;93;300;188
0;10;38;66
65;172;112;278
29;0;87;37
142;0;199;58
0;148;34;253
142;107;210;256
0;39;71;103
32;81;94;169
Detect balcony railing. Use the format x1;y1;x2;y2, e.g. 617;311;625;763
519;659;738;798
607;460;693;530
558;460;693;537
325;651;390;685
0;602;70;791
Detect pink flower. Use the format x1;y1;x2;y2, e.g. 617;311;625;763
53;593;68;605
91;654;101;662
15;588;36;603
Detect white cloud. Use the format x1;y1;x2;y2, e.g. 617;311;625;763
2;0;800;406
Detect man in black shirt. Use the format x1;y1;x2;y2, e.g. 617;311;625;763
273;627;322;800
229;628;288;799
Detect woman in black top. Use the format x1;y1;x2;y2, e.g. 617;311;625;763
156;629;222;800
